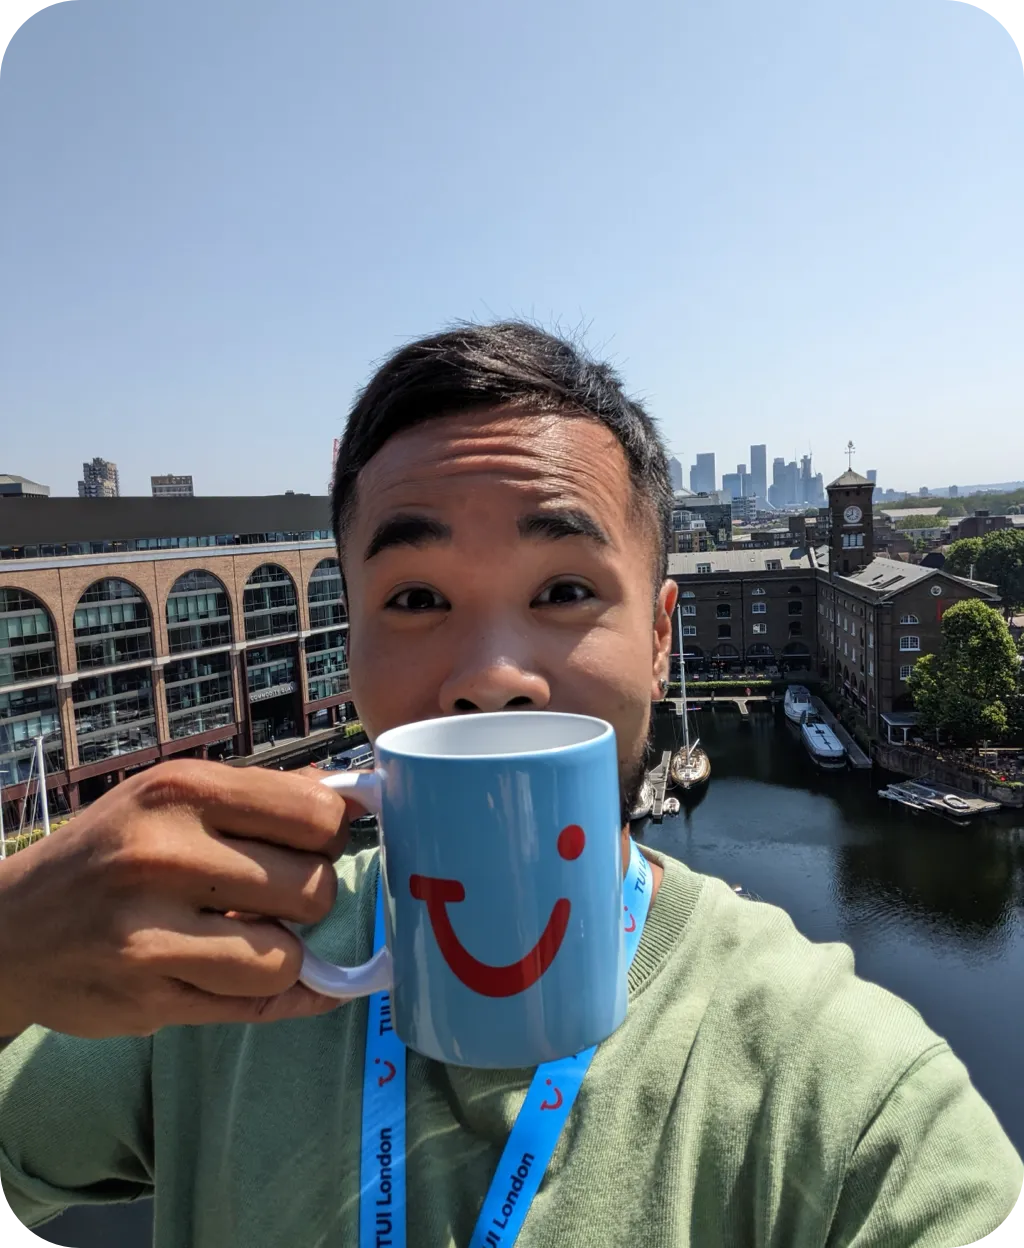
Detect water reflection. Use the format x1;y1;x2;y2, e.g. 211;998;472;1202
642;707;1024;1153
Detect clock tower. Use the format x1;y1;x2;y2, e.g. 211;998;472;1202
827;469;874;575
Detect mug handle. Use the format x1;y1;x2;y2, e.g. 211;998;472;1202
283;770;393;1000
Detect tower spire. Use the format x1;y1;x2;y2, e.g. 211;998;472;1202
845;440;856;470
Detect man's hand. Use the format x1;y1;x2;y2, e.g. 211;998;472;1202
0;760;357;1039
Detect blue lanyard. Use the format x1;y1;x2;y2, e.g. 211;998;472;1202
359;841;654;1248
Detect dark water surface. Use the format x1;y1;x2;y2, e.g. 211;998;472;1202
33;710;1024;1244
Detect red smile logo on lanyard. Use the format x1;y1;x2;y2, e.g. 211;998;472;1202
408;823;586;998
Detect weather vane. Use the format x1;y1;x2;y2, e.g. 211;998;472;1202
845;440;856;470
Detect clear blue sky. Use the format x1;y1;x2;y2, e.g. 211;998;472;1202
1;0;1022;498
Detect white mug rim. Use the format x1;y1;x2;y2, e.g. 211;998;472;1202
373;709;613;763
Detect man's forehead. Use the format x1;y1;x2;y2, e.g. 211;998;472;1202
352;408;631;518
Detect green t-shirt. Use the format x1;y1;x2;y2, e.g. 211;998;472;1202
1;848;1021;1247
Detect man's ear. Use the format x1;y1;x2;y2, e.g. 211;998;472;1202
651;578;678;700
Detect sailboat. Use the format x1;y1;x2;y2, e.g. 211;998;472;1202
669;604;711;793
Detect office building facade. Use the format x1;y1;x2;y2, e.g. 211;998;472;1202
0;496;353;825
78;458;120;499
689;453;716;495
152;474;195;498
749;445;767;506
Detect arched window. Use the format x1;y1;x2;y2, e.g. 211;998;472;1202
74;579;154;670
1;587;58;685
308;559;346;630
166;570;233;654
0;588;65;785
243;565;298;640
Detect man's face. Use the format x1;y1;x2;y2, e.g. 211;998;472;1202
341;408;677;815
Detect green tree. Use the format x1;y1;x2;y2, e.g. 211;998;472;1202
907;599;1019;743
976;529;1024;615
944;537;982;578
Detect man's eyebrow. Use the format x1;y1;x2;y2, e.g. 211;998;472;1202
363;513;453;561
517;508;611;546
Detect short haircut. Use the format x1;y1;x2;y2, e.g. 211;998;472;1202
331;321;674;588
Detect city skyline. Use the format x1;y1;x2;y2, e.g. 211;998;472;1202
2;1;1023;496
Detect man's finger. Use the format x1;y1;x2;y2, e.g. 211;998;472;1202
139;761;349;854
166;978;344;1027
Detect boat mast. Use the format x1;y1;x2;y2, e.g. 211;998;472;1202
35;736;50;838
675;601;691;758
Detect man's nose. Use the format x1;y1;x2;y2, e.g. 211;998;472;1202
438;647;551;715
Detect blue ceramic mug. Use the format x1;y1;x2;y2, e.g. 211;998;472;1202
299;711;626;1068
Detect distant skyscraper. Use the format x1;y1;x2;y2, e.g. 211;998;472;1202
668;456;684;491
689;453;716;494
749;444;767;504
866;469;877;484
78;457;119;498
950;484;959;498
151;474;194;498
721;463;749;501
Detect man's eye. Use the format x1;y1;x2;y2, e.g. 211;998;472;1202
386;587;449;611
533;581;594;607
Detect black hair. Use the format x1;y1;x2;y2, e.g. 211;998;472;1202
331;321;674;586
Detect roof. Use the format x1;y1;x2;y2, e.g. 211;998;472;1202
880;712;920;727
840;556;999;600
0;474;48;489
879;507;943;519
668;548;812;576
827;469;874;489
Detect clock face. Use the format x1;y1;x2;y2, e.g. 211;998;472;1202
843;505;863;524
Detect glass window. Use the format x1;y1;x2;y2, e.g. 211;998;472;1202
682;625;697;637
306;629;348;701
73;668;157;764
765;560;782;571
899;614;920;625
0;683;65;785
679;590;696;599
166;570;233;654
716;604;731;619
751;602;766;614
788;601;803;616
899;636;920;651
246;642;297;699
73;580;154;670
165;651;235;739
681;604;697;616
696;563;712;575
900;664;913;681
308;559;347;630
789;621;803;637
752;623;767;635
0;587;59;687
750;587;765;595
717;624;731;639
243;565;298;640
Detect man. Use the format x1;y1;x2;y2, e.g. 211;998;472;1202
1;322;1021;1246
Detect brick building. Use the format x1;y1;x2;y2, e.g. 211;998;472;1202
668;548;817;676
669;469;1001;738
0;497;352;822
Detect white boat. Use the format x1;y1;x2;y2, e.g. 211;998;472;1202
783;684;813;724
668;603;711;793
629;776;655;822
799;712;846;769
